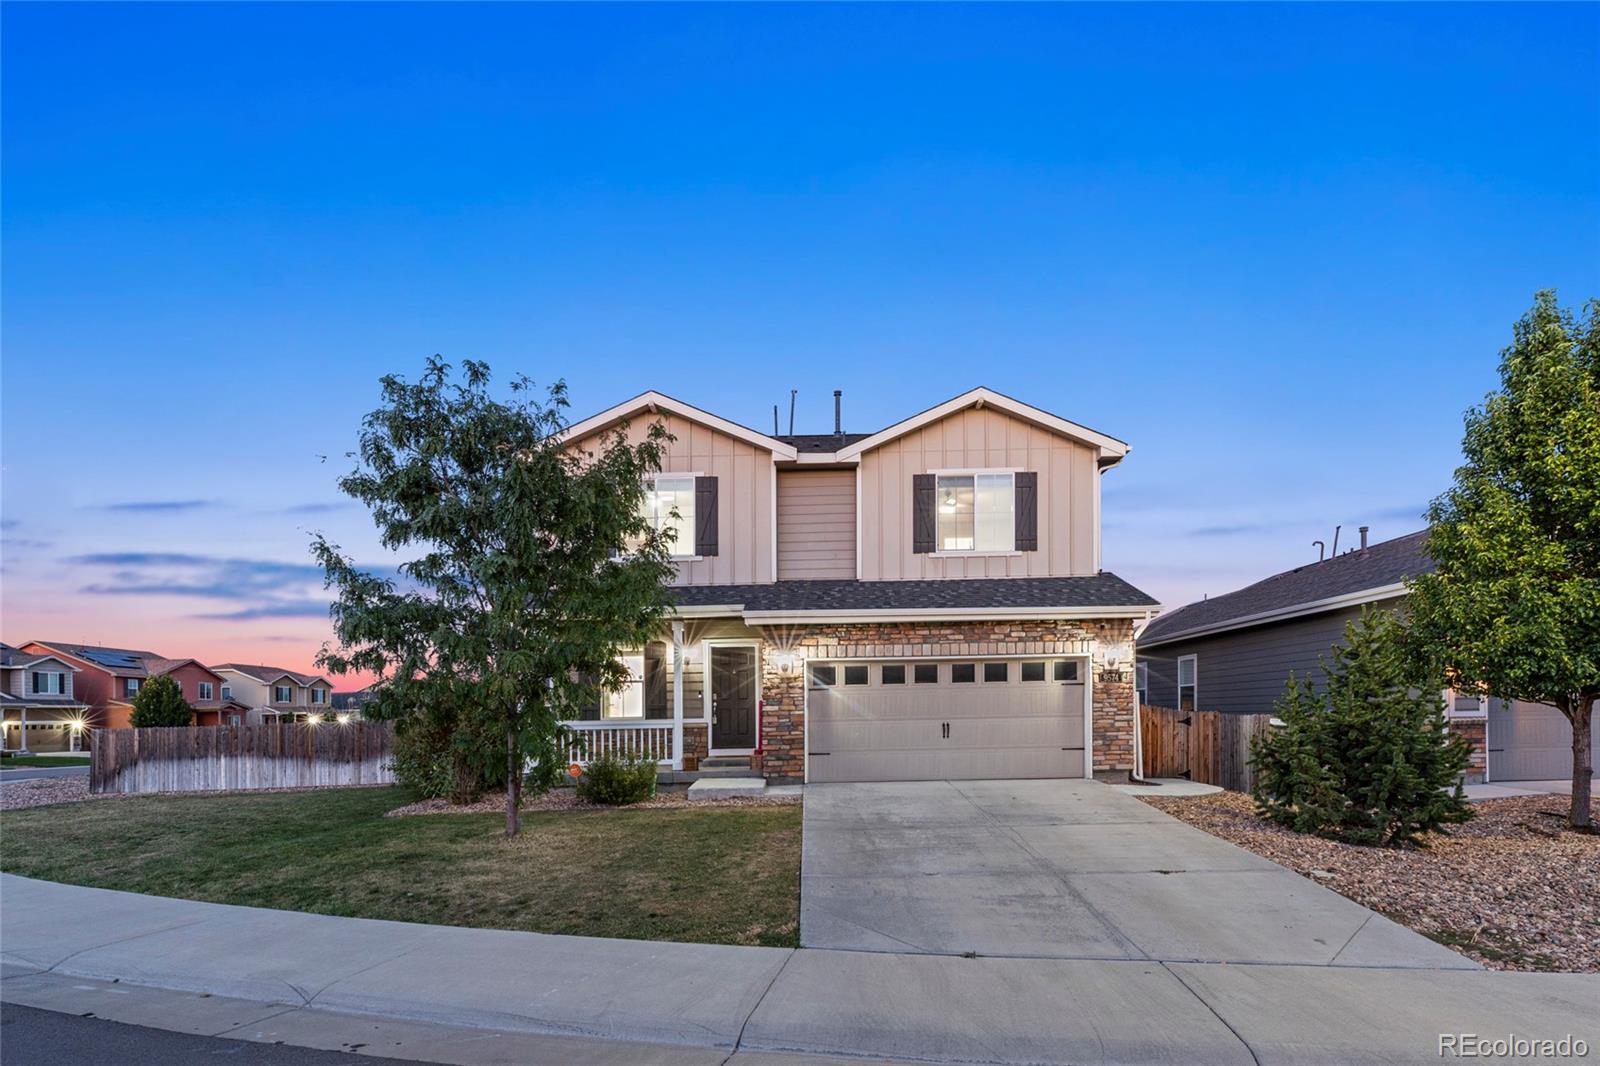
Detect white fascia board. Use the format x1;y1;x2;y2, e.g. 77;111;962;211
1137;583;1409;650
836;387;1130;460
671;604;747;618
560;391;799;460
741;605;1157;625
790;452;859;465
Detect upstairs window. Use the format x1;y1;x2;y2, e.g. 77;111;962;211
31;671;65;695
639;476;696;558
937;473;1014;552
274;685;293;704
221;685;232;700
124;678;140;698
199;682;214;701
310;688;326;705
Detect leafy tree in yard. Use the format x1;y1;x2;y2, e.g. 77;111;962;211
313;358;678;836
129;675;193;727
1407;292;1599;830
1251;608;1473;847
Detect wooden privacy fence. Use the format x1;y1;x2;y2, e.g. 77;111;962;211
1140;705;1276;793
90;722;397;795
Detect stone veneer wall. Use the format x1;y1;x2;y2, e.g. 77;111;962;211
1447;718;1487;784
681;723;708;772
751;619;1138;784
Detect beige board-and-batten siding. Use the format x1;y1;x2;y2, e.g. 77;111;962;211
567;411;777;586
856;405;1100;581
89;722;397;795
776;468;856;579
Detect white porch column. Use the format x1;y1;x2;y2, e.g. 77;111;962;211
671;620;686;771
18;706;29;754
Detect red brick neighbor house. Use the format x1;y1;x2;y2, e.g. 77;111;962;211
559;387;1158;785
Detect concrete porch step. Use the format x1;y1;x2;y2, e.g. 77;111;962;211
698;756;752;769
695;765;761;778
686;777;766;800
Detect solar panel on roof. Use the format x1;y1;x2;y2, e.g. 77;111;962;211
80;649;144;668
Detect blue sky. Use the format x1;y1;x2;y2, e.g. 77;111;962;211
3;3;1597;676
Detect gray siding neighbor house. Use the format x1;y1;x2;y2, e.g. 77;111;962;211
1137;529;1598;785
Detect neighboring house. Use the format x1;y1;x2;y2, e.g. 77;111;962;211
331;688;373;713
17;641;245;731
0;643;89;753
559;387;1158;784
1135;529;1599;784
212;665;336;723
19;640;161;731
137;658;239;726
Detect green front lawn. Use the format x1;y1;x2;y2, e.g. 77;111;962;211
1;754;90;768
0;787;801;947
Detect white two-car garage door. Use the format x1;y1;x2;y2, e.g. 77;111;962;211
1487;697;1598;781
806;658;1087;783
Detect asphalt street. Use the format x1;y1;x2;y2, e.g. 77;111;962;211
0;1004;438;1066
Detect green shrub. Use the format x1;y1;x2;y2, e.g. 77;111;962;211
576;753;658;806
390;712;506;805
129;675;193;727
1250;608;1474;847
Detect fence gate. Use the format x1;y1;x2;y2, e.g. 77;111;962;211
1140;705;1273;793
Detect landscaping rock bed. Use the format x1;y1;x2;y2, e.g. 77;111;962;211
387;786;801;818
0;777;96;811
1145;791;1600;973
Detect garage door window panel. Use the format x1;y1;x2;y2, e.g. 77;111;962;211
951;663;976;683
810;664;836;689
843;665;869;686
1021;662;1046;683
1054;661;1079;682
914;663;939;684
881;665;906;685
983;662;1009;683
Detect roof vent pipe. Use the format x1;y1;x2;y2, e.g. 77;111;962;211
1359;526;1369;550
833;390;843;435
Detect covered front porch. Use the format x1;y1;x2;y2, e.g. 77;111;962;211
564;616;763;775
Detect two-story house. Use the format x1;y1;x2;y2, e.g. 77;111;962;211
0;643;89;752
212;665;336;723
19;641;160;731
560;387;1158;784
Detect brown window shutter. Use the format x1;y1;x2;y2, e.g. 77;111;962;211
1015;471;1039;551
912;473;936;553
694;476;719;556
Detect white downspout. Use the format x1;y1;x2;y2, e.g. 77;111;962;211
671;619;686;772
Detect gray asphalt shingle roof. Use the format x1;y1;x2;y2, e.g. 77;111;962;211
1138;530;1433;647
671;574;1157;613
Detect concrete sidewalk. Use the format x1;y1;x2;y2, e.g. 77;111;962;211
3;874;1595;1065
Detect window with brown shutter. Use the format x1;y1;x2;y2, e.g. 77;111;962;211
912;473;936;553
1014;471;1038;551
694;476;718;556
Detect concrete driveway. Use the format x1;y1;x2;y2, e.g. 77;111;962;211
802;779;1476;967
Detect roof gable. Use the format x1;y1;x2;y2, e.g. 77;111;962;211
561;391;799;460
835;387;1130;464
1138;530;1433;648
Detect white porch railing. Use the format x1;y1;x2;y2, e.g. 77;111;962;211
564;721;675;767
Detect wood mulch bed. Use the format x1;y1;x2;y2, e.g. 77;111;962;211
1144;791;1600;973
386;786;801;818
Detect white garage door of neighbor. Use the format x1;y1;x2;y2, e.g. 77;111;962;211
805;658;1087;783
1487;697;1598;782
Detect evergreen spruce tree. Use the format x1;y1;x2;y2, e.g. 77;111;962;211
1251;608;1473;847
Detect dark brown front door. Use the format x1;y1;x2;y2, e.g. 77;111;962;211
711;645;758;750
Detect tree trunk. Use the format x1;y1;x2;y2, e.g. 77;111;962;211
1566;693;1594;831
505;727;522;837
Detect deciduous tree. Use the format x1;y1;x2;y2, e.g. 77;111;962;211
313;358;678;836
1408;292;1599;829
